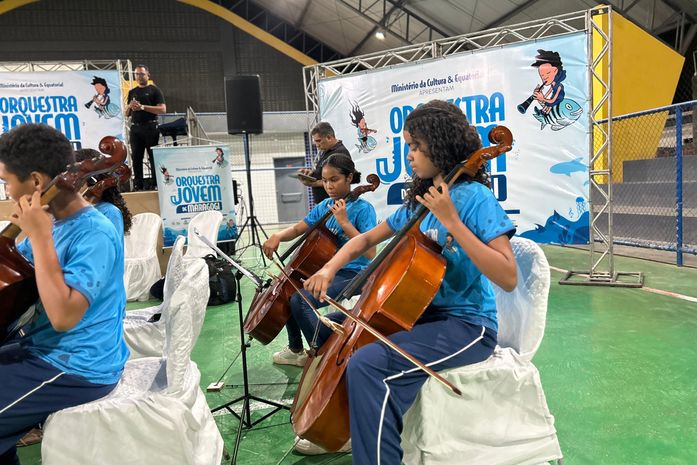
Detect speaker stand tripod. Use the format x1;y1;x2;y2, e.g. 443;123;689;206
235;132;271;267
194;231;290;465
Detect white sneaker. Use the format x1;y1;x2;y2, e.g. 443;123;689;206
294;437;351;455
272;347;308;367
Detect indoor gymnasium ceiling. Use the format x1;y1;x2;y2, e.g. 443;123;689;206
251;0;697;57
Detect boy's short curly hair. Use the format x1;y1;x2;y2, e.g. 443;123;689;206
0;124;74;180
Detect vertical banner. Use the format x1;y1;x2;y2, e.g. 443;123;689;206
0;70;124;149
318;33;590;244
152;145;238;247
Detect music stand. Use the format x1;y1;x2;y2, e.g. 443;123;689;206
194;230;289;465
157;117;187;146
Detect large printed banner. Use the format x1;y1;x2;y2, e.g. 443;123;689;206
153;145;238;247
0;70;124;149
319;33;590;244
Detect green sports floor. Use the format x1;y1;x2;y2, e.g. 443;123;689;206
17;244;697;465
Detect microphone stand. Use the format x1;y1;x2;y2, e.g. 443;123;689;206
194;230;289;465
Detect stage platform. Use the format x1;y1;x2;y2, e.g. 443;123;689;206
0;190;172;273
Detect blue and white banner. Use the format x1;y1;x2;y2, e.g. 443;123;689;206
318;33;590;244
0;70;124;150
152;145;238;247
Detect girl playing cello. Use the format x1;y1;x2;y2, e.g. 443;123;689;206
75;148;132;239
262;154;377;366
302;100;518;463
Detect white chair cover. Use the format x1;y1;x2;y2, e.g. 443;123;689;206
124;212;163;301
337;294;360;310
401;237;562;465
184;210;223;258
123;235;186;358
42;259;222;465
495;237;551;362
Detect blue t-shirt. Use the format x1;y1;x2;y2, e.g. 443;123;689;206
386;181;515;332
16;206;129;385
95;201;124;241
304;197;377;272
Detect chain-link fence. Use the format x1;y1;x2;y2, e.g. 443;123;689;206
0;113;317;227
592;100;697;265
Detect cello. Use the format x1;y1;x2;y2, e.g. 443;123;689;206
0;136;127;341
83;163;131;203
290;126;513;451
244;174;380;344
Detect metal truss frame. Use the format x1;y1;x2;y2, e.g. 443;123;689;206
0;58;133;114
304;9;588;128
304;6;643;287
594;0;697;54
561;6;643;287
0;59;128;73
0;59;136;183
336;0;454;54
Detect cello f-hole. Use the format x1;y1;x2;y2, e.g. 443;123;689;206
335;321;356;366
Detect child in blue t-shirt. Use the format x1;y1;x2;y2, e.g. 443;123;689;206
262;154;377;367
302;101;518;462
0;124;129;465
75;148;132;240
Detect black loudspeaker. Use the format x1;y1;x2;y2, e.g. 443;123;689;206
225;75;263;134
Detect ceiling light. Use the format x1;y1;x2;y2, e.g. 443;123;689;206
375;30;385;40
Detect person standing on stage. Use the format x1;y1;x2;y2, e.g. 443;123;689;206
297;122;350;203
124;65;166;191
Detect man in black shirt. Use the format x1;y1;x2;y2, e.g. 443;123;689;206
298;122;350;203
125;65;166;191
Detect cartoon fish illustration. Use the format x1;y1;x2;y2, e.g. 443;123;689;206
550;157;587;176
533;98;583;130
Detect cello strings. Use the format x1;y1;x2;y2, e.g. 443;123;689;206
267;267;345;337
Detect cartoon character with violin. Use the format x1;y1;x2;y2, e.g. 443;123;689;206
76;148;132;239
296;100;518;461
0;124;129;465
159;164;173;185
349;101;378;153
260;154;377;367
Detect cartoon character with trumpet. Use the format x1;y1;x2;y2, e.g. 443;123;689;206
85;76;120;119
518;49;582;131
